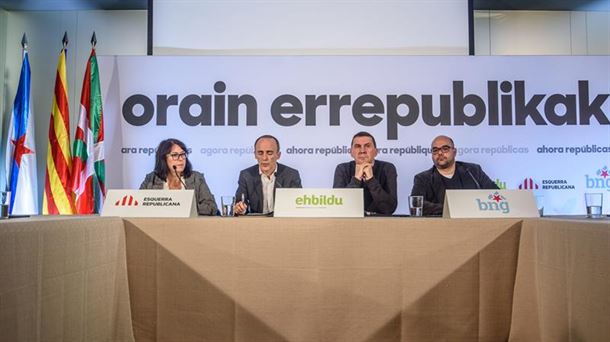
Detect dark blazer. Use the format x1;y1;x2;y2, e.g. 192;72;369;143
139;170;218;216
234;163;302;214
411;161;498;216
333;159;398;215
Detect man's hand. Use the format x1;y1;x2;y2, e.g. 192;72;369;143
362;163;373;180
234;201;247;215
355;163;373;181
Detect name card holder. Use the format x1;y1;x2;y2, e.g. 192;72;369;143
102;189;197;218
443;189;539;218
274;188;364;218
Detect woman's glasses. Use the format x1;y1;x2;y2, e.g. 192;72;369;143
167;152;187;160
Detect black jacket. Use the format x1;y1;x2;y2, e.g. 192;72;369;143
411;161;498;216
234;163;302;214
333;160;398;215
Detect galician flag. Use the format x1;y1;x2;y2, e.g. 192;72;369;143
5;34;39;215
43;33;75;214
72;33;105;214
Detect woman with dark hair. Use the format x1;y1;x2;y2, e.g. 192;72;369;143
140;138;218;215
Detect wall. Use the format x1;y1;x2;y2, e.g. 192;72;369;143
475;10;610;55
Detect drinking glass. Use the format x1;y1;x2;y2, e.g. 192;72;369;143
221;196;235;217
0;191;9;219
409;195;423;217
585;193;603;218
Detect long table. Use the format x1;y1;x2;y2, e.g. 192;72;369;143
1;216;608;341
123;217;609;342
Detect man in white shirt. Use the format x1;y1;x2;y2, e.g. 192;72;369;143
233;135;302;215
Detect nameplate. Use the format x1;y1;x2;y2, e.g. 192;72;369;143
101;189;197;217
274;188;364;217
443;189;539;218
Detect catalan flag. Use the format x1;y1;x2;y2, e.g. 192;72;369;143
72;33;105;214
43;34;75;214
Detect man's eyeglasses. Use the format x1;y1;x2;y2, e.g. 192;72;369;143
431;145;453;154
168;152;188;161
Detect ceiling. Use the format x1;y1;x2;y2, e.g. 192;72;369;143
474;0;609;11
0;0;148;11
0;0;607;11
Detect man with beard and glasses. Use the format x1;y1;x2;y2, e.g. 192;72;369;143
411;135;498;216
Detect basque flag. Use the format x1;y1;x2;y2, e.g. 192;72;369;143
5;45;39;215
72;33;105;214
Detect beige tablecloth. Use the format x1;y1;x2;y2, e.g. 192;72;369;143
125;217;525;342
0;216;134;342
2;216;607;342
510;218;610;342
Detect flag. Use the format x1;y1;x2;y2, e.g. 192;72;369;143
5;47;38;215
43;45;75;214
72;46;105;214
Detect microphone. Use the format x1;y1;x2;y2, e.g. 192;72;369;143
172;165;188;189
465;168;481;189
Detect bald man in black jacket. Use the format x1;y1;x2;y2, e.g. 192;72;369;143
411;135;498;216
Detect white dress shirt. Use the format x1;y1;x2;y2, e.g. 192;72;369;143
259;166;277;214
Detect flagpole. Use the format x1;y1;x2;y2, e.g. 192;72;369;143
62;31;68;51
21;33;27;60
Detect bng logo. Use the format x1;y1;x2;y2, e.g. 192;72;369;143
586;165;610;191
476;191;509;214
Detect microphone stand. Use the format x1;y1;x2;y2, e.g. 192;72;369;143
465;168;481;189
172;165;188;189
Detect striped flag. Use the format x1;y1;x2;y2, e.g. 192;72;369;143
72;40;105;214
43;39;75;214
5;37;39;215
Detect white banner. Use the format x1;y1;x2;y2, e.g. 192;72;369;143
98;56;610;215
